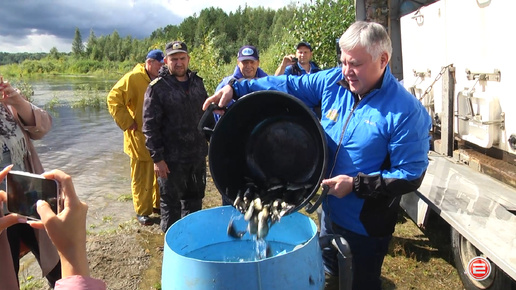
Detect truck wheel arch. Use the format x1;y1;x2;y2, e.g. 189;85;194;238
451;227;515;289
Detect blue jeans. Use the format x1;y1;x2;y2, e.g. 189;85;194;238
320;210;391;290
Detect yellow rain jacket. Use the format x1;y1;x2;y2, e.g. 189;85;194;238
107;63;152;161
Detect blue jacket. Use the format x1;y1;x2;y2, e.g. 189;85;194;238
215;65;268;91
232;66;431;237
214;65;268;122
284;61;321;76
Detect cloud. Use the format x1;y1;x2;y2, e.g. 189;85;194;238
0;0;179;53
0;0;308;53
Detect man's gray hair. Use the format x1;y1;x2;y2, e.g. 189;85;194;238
339;21;392;62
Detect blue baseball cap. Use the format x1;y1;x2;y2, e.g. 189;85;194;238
296;41;312;51
146;49;164;63
237;45;259;62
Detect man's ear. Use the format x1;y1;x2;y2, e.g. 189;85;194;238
380;52;389;69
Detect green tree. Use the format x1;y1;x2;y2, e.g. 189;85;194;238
189;31;227;95
292;0;355;69
72;27;85;57
195;7;228;47
178;15;198;46
86;29;98;60
48;47;59;60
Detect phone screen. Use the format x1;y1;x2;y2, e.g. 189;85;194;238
6;171;60;219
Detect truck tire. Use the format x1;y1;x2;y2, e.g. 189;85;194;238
451;228;515;289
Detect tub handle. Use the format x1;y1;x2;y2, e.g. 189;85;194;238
198;102;223;139
305;184;329;214
319;234;353;290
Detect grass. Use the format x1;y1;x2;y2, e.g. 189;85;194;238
381;212;463;289
44;96;60;110
102;216;113;223
71;88;106;109
117;193;133;202
20;279;45;290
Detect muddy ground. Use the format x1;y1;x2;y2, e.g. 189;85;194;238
18;175;465;290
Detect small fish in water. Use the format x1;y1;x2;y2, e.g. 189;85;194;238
244;200;255;221
233;192;246;213
248;213;259;235
279;202;295;217
266;244;273;258
270;199;282;224
257;205;270;239
227;219;246;239
253;197;263;211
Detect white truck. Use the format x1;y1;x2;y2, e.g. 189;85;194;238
355;0;516;289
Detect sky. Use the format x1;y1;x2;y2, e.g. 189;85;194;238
0;0;310;53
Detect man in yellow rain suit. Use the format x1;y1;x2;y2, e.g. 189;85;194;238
107;49;163;225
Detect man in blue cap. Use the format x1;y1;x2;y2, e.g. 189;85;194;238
107;48;164;225
214;45;269;206
216;45;268;92
274;41;321;76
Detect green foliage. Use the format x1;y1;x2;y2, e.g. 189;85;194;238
69;59;104;74
20;59;56;74
189;32;229;95
259;30;298;74
72;27;85;57
117;194;133;202
48;47;60;60
71;84;106;110
20;278;46;290
16;80;35;103
45;96;61;111
0;52;47;65
291;0;355;69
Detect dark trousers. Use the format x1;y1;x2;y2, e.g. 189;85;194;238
159;159;206;233
7;223;62;288
320;210;391;290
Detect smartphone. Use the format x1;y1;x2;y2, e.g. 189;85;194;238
6;170;61;220
292;57;298;63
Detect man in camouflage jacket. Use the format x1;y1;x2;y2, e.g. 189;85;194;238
142;41;209;232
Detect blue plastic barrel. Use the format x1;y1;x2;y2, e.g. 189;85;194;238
162;206;324;289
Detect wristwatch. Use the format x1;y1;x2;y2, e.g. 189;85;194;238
227;77;238;97
227;77;237;87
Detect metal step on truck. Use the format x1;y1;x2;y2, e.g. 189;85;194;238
355;0;516;289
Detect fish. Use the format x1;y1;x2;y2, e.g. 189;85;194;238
227;219;246;239
257;206;270;239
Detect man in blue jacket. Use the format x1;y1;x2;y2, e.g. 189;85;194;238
274;41;321;76
204;21;432;289
216;45;268;92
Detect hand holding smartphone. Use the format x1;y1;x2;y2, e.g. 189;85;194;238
6;170;61;220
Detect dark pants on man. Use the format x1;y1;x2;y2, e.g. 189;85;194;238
7;223;62;288
159;159;206;233
320;210;391;290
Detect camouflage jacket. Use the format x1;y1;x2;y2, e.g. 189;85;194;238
142;68;208;164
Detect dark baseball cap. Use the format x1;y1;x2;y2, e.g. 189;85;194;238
165;41;188;55
237;45;259;61
146;49;164;63
296;41;312;51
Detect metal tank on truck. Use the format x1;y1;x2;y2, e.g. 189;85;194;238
354;0;516;289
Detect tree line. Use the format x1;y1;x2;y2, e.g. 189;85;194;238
0;0;355;93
